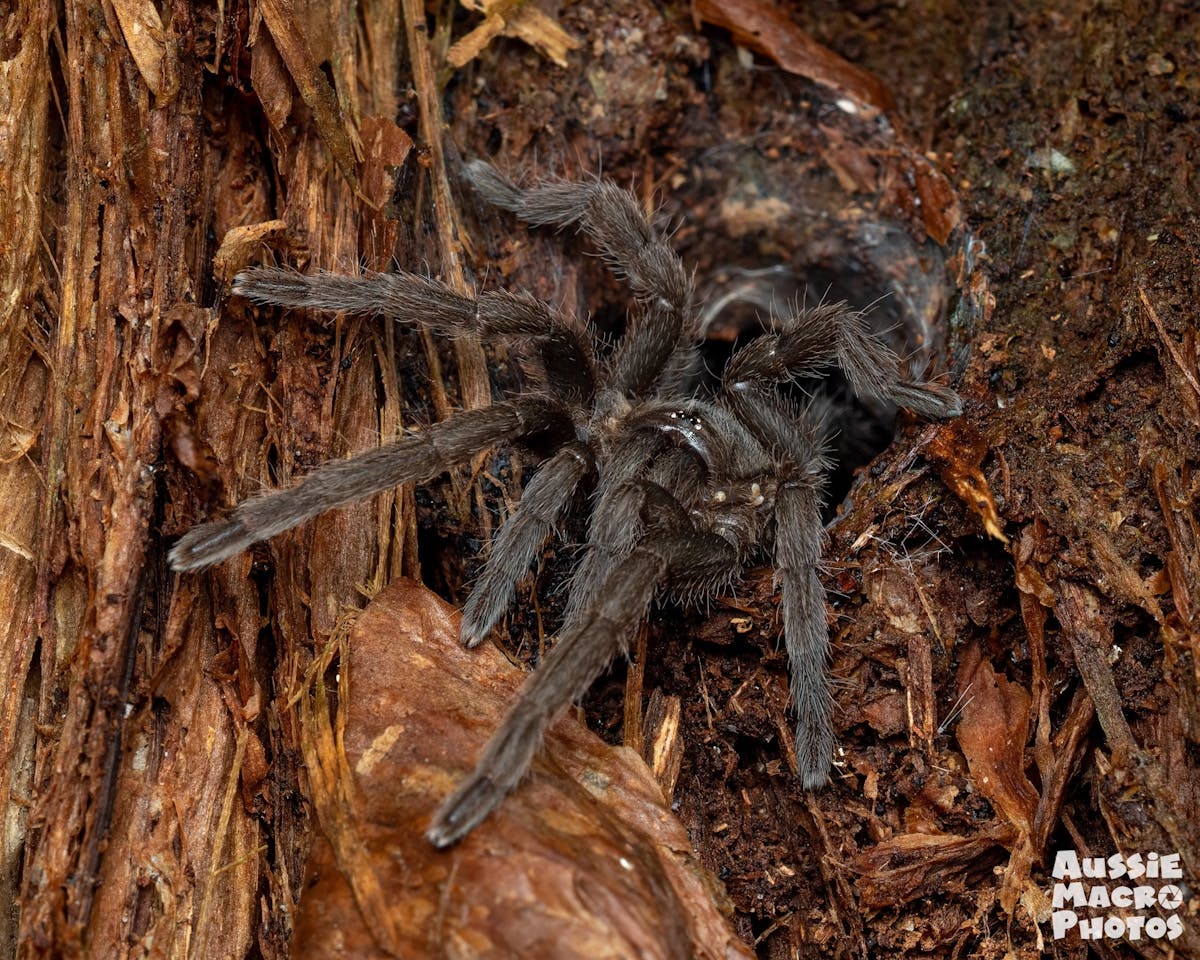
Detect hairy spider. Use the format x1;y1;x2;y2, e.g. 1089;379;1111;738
170;161;961;847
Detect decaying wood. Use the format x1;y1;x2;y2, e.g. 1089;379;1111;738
7;1;417;955
0;4;51;959
292;580;751;959
2;0;1197;958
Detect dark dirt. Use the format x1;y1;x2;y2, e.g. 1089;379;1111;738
439;1;1199;957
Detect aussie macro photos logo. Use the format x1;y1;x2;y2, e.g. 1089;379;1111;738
1050;850;1186;942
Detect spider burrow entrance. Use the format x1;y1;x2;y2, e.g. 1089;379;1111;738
681;195;956;520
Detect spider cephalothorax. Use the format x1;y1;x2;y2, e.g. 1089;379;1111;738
170;161;961;847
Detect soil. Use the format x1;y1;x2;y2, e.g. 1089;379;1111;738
438;2;1199;957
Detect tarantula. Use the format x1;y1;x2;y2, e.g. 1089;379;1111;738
170;161;961;847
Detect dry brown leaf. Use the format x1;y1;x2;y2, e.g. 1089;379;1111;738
859;691;907;739
955;644;1038;836
691;0;894;114
249;23;294;130
212;220;289;284
955;643;1039;914
909;152;961;245
451;0;581;68
110;0;181;101
359;116;414;211
927;420;1009;543
293;580;752;960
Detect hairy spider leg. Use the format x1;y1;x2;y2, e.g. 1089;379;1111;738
558;428;668;628
718;304;962;788
774;470;834;788
428;480;741;847
460;442;594;647
724;302;963;419
466;161;694;398
231;267;599;405
169;397;568;571
610;299;691;398
715;336;841;791
720;386;835;472
428;544;665;848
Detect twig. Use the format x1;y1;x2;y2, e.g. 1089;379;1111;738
1140;286;1200;403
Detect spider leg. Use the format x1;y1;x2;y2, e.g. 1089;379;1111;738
232;267;598;404
460;442;594;647
428;544;664;848
774;470;834;788
724;303;962;418
170;396;570;571
652;341;704;398
465;161;693;397
712;384;838;785
722;385;835;471
610;301;690;396
559;429;667;627
428;486;741;847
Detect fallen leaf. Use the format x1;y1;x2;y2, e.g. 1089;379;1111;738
692;0;894;114
111;0;181;101
850;829;1009;908
927;421;1009;543
212;220;288;284
955;643;1039;914
293;580;752;960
